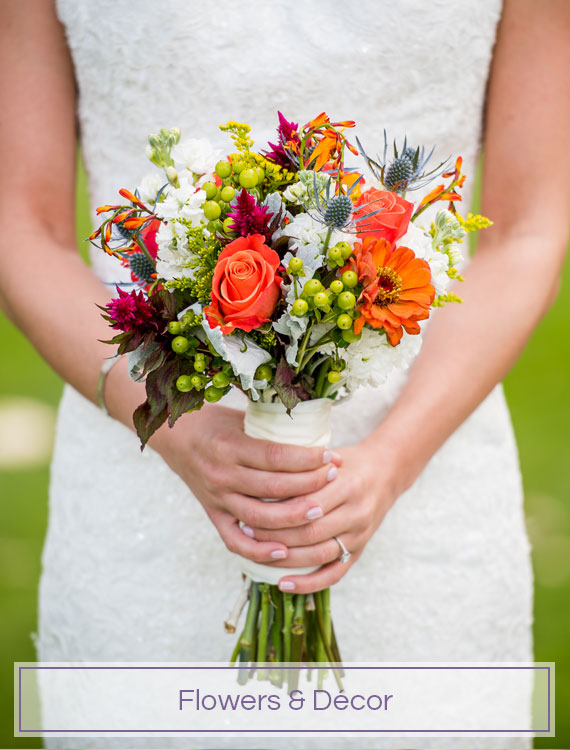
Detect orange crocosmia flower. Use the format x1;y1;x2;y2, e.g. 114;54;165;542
349;236;435;346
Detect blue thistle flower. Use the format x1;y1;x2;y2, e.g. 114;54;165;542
357;131;449;195
308;173;384;234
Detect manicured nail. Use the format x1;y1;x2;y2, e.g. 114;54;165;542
279;580;296;591
306;506;323;520
323;449;342;464
241;525;255;538
271;549;287;560
327;465;338;481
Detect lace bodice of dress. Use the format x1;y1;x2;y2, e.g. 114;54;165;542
56;0;502;284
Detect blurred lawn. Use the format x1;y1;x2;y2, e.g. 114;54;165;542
0;161;569;750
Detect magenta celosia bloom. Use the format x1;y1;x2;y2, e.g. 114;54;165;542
263;111;300;169
227;189;274;237
105;286;159;332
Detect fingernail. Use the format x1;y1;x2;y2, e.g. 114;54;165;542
323;449;342;464
327;465;338;481
306;506;323;520
271;549;287;560
241;525;255;538
279;580;296;591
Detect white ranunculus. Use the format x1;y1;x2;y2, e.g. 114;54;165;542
172;138;222;176
401;221;451;296
155;221;194;281
136;173;167;205
201;320;271;400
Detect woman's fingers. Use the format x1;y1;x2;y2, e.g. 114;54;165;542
237;435;342;473
277;556;358;594
233;462;339;500
269;534;356;569
246;506;348;547
225;492;325;531
213;512;289;564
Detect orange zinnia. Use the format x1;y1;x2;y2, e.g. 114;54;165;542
350;236;435;346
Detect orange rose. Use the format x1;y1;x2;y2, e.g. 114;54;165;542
355;187;413;244
204;234;281;334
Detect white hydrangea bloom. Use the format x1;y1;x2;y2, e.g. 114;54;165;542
136;173;167;204
400;221;451;296
320;327;422;391
172;138;222;176
155;221;194;281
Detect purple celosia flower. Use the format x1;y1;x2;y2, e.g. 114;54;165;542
263;111;300;169
227;189;274;237
105;286;159;332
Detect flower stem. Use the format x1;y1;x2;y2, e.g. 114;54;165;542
315;588;344;691
237;582;260;685
269;587;284;687
283;592;294;663
288;594;306;693
256;583;271;679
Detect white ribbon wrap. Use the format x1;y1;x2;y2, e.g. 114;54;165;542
237;398;333;584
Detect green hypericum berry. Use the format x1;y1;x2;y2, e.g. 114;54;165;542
314;291;329;308
168;321;182;335
327;370;341;384
204;385;224;403
336;313;353;330
232;160;246;174
255;166;265;182
291;299;309;316
190;374;205;390
215;160;232;178
337;241;353;260
329;280;344;295
303;278;322;296
220;185;235;202
203;201;222;221
176;375;193;392
341;270;358;288
212;371;230;389
328;246;342;264
239;169;258;189
337;291;356;310
341;327;360;343
203;181;218;200
222;216;236;233
288;257;304;274
254;364;273;381
193;358;207;372
171;336;190;354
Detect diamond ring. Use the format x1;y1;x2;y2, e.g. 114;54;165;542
333;535;352;564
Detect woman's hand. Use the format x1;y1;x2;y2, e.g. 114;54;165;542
150;403;342;566
241;435;411;593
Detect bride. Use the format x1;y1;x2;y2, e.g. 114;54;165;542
2;0;569;748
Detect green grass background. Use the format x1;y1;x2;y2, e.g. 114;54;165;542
0;161;569;749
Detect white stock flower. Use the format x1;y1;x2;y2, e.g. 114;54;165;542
154;178;207;225
155;221;194;281
400;221;451;296
321;327;422;391
136;173;167;204
172;138;222;176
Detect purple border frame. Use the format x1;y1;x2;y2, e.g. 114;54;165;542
17;665;551;735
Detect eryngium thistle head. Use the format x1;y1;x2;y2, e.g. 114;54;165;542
323;194;353;228
384;156;414;192
116;220;136;241
129;252;155;283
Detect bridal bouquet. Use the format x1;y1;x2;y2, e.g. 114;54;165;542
91;112;490;688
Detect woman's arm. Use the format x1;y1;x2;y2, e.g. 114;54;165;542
252;0;570;592
0;0;341;562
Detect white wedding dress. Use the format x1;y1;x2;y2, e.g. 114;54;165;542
38;1;533;748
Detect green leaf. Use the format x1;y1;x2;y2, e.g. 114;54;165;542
273;358;310;412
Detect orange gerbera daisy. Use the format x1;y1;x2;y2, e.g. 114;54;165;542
350;236;435;346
